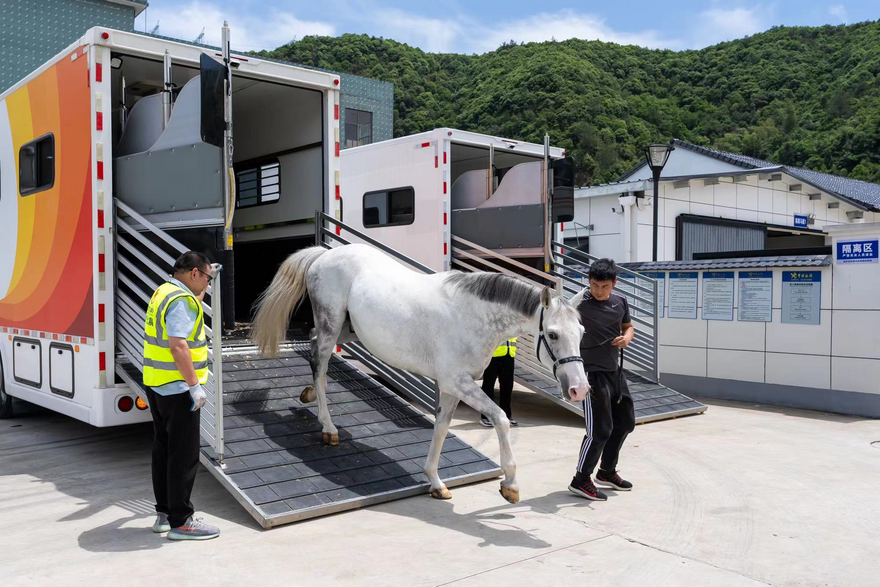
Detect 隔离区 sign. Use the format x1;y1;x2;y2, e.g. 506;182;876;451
836;240;878;264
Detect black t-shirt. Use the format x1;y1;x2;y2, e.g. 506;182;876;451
578;291;631;372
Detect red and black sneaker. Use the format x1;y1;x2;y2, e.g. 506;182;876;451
568;476;607;501
595;469;633;491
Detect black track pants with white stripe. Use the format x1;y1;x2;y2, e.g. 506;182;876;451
576;370;635;479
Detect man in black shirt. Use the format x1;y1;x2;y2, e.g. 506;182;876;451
569;258;636;501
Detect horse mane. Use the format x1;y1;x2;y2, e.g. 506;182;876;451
444;272;542;317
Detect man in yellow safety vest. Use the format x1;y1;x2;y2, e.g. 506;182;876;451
479;338;518;428
142;251;220;541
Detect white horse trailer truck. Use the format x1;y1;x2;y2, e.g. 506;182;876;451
339;129;575;273
0;25;342;426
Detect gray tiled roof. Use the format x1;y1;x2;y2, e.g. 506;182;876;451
623;254;832;271
620;139;880;211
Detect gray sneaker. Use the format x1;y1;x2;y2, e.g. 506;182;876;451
152;513;170;533
167;517;220;541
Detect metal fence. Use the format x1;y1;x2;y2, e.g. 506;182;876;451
548;240;659;382
113;199;226;464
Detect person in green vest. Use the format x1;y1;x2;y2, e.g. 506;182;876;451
143;251;220;541
479;338;518;428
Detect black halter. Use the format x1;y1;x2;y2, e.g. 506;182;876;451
536;307;584;379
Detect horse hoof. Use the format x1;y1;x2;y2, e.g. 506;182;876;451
500;485;520;504
322;432;339;446
300;386;316;403
430;487;452;500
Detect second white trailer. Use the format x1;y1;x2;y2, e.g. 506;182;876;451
339;129;573;273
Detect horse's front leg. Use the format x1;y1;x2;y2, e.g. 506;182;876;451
442;373;519;504
425;391;460;500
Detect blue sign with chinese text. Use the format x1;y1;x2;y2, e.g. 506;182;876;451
794;214;809;228
836;239;879;264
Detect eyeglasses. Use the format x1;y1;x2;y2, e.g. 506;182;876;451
196;268;212;279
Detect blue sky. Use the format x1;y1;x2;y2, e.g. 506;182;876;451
136;1;878;54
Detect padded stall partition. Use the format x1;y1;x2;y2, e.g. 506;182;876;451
113;75;225;227
451;161;545;255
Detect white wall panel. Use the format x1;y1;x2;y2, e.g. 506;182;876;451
708;349;765;383
660;345;707;377
765;352;831;389
708;319;766;351
714;182;737;209
660;316;707;347
832;357;880;395
831;310;880;359
736;184;758;211
765;309;832;356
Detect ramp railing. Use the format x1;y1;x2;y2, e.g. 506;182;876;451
451;235;660;384
113;199;225;464
450;235;562;387
315;212;440;415
548;241;660;382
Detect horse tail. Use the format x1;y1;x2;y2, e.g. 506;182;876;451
252;246;327;357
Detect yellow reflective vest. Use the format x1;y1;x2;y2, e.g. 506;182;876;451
143;281;209;387
493;338;517;358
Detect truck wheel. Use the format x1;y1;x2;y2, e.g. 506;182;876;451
0;359;11;419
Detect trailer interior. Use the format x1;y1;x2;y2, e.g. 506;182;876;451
109;53;326;327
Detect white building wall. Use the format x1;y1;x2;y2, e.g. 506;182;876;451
657;222;880;413
567;173;877;264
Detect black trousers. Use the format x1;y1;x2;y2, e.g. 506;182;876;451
146;388;201;528
576;370;635;478
481;354;514;417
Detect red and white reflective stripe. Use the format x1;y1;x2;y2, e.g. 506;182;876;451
0;326;95;345
99;351;107;387
97;236;106;291
98;303;106;341
97;190;105;228
95;63;103;82
334;127;340;157
334;90;340;120
334;170;340;200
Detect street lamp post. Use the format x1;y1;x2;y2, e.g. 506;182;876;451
644;144;675;261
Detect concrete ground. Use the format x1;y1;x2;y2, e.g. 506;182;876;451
1;387;879;587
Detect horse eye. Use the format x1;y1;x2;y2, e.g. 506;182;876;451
548;332;559;341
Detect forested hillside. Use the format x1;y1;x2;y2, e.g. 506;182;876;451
262;21;880;185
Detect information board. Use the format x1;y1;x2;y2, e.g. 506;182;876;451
782;271;821;325
668;272;698;319
836;239;879;264
794;214;809;228
702;271;735;321
641;272;665;319
738;271;772;322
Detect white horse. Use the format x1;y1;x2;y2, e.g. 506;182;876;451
252;244;590;504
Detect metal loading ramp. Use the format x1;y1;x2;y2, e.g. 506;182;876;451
513;365;707;424
198;345;500;528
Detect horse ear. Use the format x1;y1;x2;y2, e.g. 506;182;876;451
541;286;553;308
570;287;588;308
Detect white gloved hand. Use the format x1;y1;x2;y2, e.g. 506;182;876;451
189;383;207;412
209;263;223;278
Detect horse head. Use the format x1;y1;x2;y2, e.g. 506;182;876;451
534;286;591;403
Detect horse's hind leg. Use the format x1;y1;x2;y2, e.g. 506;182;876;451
425;391;459;500
307;303;347;446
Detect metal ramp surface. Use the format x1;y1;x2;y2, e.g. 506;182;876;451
514;366;707;424
197;345;500;528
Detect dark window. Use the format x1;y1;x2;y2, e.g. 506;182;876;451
563;236;589;254
345;108;372;147
235;160;280;208
363;187;414;228
19;133;54;196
